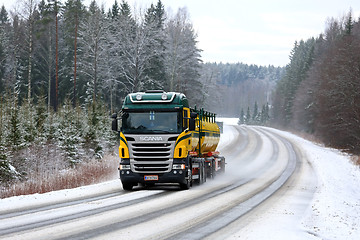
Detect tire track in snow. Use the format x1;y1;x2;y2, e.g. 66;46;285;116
0;125;297;240
0;125;251;239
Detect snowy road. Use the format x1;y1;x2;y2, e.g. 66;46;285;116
1;124;359;239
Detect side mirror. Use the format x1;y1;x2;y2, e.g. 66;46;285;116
111;113;118;132
190;112;197;119
189;118;195;131
189;112;197;131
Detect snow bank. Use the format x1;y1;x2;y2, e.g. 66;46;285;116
0;180;121;213
270;128;360;240
217;117;239;126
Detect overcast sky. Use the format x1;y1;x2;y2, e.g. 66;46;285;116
1;0;360;66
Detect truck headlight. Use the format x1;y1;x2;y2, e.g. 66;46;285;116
173;164;185;170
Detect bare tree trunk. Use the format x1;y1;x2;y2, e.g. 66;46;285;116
55;2;59;111
73;13;78;107
27;0;34;104
48;25;52;112
93;39;98;106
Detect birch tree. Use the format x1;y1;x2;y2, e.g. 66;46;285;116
78;0;108;106
19;0;38;104
165;7;203;105
115;7;152;92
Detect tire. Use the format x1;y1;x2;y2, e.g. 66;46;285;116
199;161;204;185
211;160;216;178
203;161;207;183
180;168;192;190
194;160;203;185
221;158;226;173
207;160;215;179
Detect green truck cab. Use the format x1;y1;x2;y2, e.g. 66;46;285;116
111;90;224;190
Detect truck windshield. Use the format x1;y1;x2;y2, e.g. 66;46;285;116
122;111;182;134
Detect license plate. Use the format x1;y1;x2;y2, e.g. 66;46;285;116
144;175;158;181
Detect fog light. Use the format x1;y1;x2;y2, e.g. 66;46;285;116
173;164;185;170
121;171;124;175
174;170;177;174
120;165;130;170
126;171;130;174
179;170;183;174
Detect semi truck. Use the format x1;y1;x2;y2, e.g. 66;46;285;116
111;90;225;190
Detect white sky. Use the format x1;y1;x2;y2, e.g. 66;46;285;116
1;0;360;66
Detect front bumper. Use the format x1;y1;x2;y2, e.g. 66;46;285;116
119;169;187;185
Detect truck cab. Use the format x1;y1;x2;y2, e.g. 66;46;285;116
112;90;194;190
112;90;224;191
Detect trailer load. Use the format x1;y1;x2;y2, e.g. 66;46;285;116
111;90;225;190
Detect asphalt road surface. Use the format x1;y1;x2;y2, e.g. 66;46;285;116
0;125;317;240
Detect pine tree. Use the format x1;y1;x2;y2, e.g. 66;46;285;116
260;104;270;125
143;0;167;90
0;41;4;93
7;96;22;150
0;5;8;24
35;94;48;142
252;101;258;122
0;6;8;94
62;0;87;107
246;107;251;124
272;38;315;127
238;108;244;124
58;99;82;166
111;0;120;19
84;103;103;159
344;10;353;35
21;99;37;144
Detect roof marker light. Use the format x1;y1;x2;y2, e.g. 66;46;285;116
161;93;167;100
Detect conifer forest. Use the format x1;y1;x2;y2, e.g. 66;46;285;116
1;0;359;195
0;0;282;191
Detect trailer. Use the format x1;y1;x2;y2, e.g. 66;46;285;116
111;90;225;190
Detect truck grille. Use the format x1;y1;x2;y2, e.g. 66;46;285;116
129;142;174;173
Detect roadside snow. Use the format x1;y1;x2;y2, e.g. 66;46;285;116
217;117;239;126
0;179;121;214
268;128;360;240
217;120;239;150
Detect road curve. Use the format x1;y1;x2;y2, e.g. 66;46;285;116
0;125;316;240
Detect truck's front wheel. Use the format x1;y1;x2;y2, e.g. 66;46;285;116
180;168;192;190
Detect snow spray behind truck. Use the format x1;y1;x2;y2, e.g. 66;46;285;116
111;90;225;190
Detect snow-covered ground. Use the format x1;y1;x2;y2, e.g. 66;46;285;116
258;127;360;240
1;118;360;240
277;128;360;239
217;118;360;240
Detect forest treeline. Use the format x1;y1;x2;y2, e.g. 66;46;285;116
203;62;284;116
0;0;204;110
0;0;281;186
0;0;207;184
272;11;360;154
